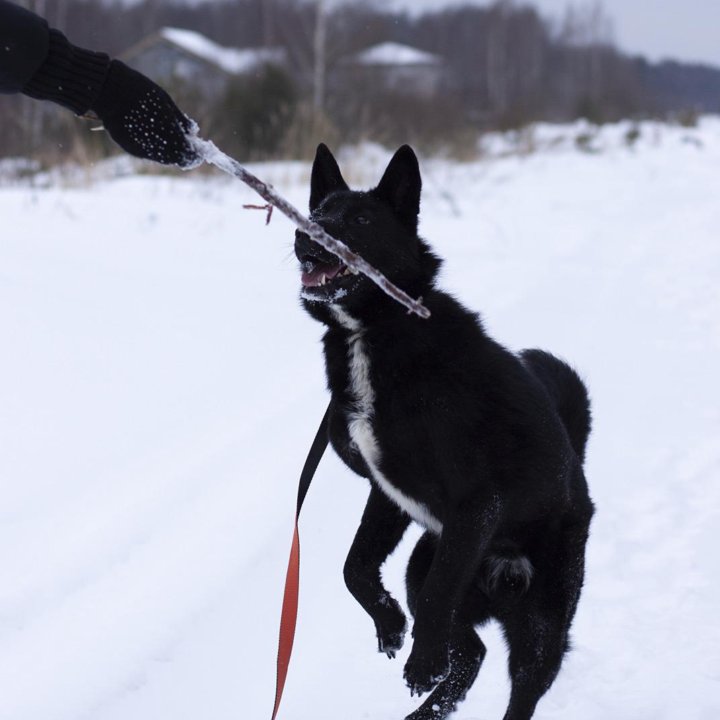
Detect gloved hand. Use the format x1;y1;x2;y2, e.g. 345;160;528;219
90;60;200;168
23;27;201;168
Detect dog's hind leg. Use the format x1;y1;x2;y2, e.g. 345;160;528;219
498;605;569;720
497;520;590;720
404;533;489;720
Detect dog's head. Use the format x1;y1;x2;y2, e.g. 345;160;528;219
295;143;441;322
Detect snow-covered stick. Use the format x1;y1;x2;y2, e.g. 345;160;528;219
186;134;431;319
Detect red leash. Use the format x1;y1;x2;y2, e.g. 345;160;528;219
271;404;330;720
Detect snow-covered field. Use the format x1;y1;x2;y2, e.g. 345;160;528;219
1;119;719;720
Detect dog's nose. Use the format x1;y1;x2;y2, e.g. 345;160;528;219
294;229;321;263
294;229;314;251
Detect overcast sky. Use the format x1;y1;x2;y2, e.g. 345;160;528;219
388;0;720;67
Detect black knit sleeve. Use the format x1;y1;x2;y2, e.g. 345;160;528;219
23;28;110;115
0;0;51;93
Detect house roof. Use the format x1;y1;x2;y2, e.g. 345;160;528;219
350;42;443;67
123;27;285;75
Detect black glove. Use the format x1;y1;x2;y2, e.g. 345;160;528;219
24;29;199;167
90;60;199;168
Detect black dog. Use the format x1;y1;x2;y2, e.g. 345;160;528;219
295;144;594;720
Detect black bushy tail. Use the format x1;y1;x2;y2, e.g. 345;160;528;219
521;349;592;464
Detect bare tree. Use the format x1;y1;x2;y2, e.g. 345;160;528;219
313;0;328;113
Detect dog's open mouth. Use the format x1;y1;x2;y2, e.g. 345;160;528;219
301;259;356;288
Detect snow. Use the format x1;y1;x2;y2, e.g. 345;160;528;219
159;27;284;75
1;118;719;720
349;42;443;67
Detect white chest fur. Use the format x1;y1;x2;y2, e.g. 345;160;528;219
330;306;443;535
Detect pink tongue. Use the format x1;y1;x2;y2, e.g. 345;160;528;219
301;263;343;287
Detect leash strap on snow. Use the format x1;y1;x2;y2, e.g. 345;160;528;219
271;403;330;720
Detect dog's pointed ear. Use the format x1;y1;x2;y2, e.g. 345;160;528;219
310;143;349;213
373;145;421;230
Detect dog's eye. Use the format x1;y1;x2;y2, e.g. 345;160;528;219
354;215;371;225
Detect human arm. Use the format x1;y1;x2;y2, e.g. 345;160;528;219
0;0;198;166
0;0;53;93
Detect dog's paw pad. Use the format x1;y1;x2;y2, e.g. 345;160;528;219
403;651;450;697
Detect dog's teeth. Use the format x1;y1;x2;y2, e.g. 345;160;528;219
320;274;327;286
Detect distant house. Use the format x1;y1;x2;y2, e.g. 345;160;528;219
340;42;446;98
121;27;286;99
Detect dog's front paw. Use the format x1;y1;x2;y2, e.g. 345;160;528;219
403;642;450;697
374;597;407;658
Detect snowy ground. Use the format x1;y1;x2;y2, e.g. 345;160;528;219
1;119;719;720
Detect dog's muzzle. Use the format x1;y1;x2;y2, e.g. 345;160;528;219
295;230;355;289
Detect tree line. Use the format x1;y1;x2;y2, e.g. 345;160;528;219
2;0;717;164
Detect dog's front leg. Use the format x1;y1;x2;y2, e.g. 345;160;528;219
404;497;500;696
344;486;411;658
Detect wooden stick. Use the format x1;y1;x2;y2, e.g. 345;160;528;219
186;134;431;319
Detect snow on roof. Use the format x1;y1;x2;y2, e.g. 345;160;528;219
351;42;442;67
159;27;283;74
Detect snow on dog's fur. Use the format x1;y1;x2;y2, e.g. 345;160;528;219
295;144;594;720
